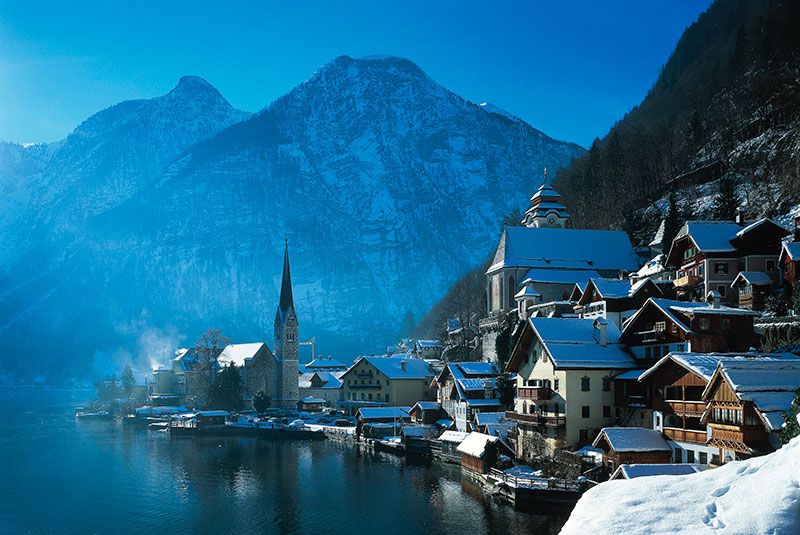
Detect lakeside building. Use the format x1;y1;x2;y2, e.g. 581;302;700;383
298;370;344;406
212;242;300;409
432;362;503;432
505;317;636;453
701;358;800;462
339;356;435;415
592;427;672;473
664;216;789;303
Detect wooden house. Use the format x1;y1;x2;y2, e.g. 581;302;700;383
434;430;470;463
409;401;446;425
664;217;788;303
620;296;759;362
730;271;773;310
575;277;664;329
779;240;800;291
701;357;800;463
456;432;513;474
592;427;671;472
432;362;503;432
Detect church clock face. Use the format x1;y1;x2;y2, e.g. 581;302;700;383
287;318;295;327
546;215;557;226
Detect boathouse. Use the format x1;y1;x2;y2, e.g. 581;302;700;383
456;432;513;474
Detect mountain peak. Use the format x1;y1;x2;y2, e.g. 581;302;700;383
167;75;224;99
316;54;427;80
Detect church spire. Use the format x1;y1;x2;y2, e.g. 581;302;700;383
278;238;294;315
521;166;571;228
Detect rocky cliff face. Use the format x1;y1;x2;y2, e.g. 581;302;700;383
0;56;582;380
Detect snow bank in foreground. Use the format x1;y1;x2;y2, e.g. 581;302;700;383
560;435;800;534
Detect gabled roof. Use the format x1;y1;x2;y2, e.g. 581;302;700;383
306;357;347;369
621;298;757;337
217;342;271;367
356;407;411;421
457;432;501;458
529;317;635;370
410;401;442;412
474;412;506;427
731;271;773;288
639;352;797;383
702;358;800;431
780;241;800;262
592;427;671;452
416;339;442;349
488;226;639;274
439;430;469;443
346;356;433;380
611;464;705;480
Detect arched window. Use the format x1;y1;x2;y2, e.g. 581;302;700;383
508;276;515;307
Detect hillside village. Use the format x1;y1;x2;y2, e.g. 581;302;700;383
96;169;800;523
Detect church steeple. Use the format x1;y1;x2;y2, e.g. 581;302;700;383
278;239;294;318
521;167;571;228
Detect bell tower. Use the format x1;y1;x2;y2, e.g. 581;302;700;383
521;168;571;228
274;239;299;408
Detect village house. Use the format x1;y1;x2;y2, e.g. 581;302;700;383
415;339;444;359
355;406;411;439
149;365;185;407
298;370;344;406
611;369;652;428
170;347;210;406
434;430;470;463
730;271;773;310
779;228;800;292
505;317;636;454
432;361;503;432
339;356;435;414
304;357;348;373
479;174;640;361
213;242;300;409
619;295;759;362
456;431;514;474
408;401;448;426
665;216;789;303
592;427;672;473
701;357;800;463
574;277;667;329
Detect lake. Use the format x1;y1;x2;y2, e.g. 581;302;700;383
0;389;568;534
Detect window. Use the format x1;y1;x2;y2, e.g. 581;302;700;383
677;344;685;351
582;406;590;418
720;318;731;331
714;262;728;274
603;405;611;418
554;379;559;391
687;450;695;463
766;259;776;272
386;380;389;386
655;321;666;332
684;247;696;260
699;318;711;331
542;350;549;363
368;393;372;401
385;394;389;402
699;452;707;464
699;264;705;275
581;376;590;391
602;377;611;392
671;323;678;334
717;284;727;297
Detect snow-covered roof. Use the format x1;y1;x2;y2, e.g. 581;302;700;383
356;407;411;421
731;271;773;287
592;427;671;452
306;357;347;369
298;372;314;388
530;317;635;370
416;339;442;348
465;398;503;407
189;410;230;417
638;352;797;383
590;278;635;299
410;401;441;411
401;425;439;438
676;221;742;252
705;358;800;431
515;285;542;299
348;356;433;380
488;227;639;273
456;432;500;458
474;412;506;427
561;434;800;534
217;342;268;367
521;268;601;286
781;241;800;262
622;298;757;337
457;378;496;391
614;369;646;381
301;397;326;404
439;430;469;443
308;371;343;389
457;362;500;376
436;418;453;428
634;254;666;279
611;463;705;480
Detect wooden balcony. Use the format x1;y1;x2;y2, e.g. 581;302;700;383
708;423;767;451
506;411;565;428
518;386;552;400
673;275;701;289
663;427;707;444
664;400;707;417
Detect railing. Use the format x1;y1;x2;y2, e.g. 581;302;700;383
488;468;581;492
518;386;552;401
664;400;707;416
673;275;701;289
708;424;766;445
663;427;707;444
505;411;566;427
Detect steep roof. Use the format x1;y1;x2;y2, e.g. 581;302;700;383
348;356;433;380
703;358;800;431
306;357;347;369
667;218;789;266
530;317;635;370
457;432;501;458
622;298;757;336
217;343;270;367
593;427;671;452
639;352;797;383
488;226;638;274
276;240;295;322
780;241;800;262
731;271;773;287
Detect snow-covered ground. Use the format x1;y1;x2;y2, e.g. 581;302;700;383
560;433;800;534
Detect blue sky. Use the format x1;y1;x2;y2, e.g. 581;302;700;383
0;0;712;147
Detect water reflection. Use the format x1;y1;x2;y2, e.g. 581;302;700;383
0;390;567;534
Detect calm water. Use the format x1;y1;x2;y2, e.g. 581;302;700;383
0;389;567;534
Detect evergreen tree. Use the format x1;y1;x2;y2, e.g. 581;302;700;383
208;363;243;411
689;110;704;144
711;176;740;220
663;192;682;252
121;363;135;398
501;207;523;228
252;390;271;415
780;388;800;444
792;284;800;316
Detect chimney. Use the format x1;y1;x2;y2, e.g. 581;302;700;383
594;318;608;347
707;290;721;309
735;207;745;226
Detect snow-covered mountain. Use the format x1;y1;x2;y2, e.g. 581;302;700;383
0;55;583;381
